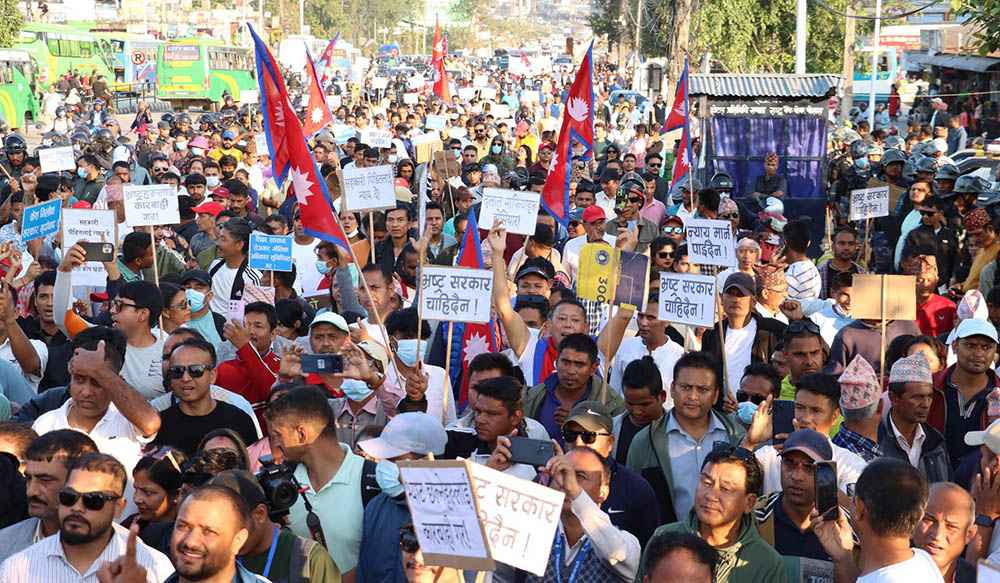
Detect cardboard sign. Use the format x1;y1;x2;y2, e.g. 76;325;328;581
434;150;461;178
123;184;179;227
479;86;497;100
425;114;448;132
398;460;495;571
254;134;268;155
38;146;76;173
63;208;117;286
851;274;916;321
403;92;419;104
302;292;333;313
685;218;736;268
342;164;396;211
248;233;293;272
331;124;355;145
420;266;493;323
473;74;488;88
479;187;540;235
21;199;61;243
658;272;717;328
467;462;564;576
371;77;389;90
576;244;650;311
868;178;906;213
850;186;890;221
361;129;393;149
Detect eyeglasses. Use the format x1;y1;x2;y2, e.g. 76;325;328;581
720;213;738;220
58;487;120;511
569;220;581;228
111;299;138;311
168;299;191;310
736;391;767;405
663;226;683;235
919;209;939;216
787;320;821;335
165;364;211;380
572;164;586;170
400;525;419;553
562;427;611;445
656;252;671;259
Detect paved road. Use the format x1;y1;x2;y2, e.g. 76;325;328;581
23;112;156;151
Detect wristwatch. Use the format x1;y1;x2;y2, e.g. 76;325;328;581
366;370;385;389
975;513;996;528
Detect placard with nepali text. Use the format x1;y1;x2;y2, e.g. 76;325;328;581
63;208;117;286
479;187;540;235
342;164;396;211
850;186;890;221
39;146;76;173
361;129;393;149
419;266;493;323
248;233;293;272
685;218;736;267
123;184;179;227
658;272;717;328
21;199;61;243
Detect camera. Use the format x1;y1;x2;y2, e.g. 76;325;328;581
255;455;300;520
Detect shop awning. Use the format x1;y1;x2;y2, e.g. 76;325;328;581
917;53;1000;72
690;74;842;98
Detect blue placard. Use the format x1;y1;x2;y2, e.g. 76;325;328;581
425;114;448;131
21;199;61;243
332;125;355;145
248;233;293;272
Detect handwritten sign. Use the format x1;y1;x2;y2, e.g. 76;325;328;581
399;460;494;571
420;266;493;323
480;187;540;235
850;186;890;221
342;164;396;211
21;199;61;242
467;462;564;576
425;114;448;131
361;129;392;149
39;146;76;173
123;184;179;227
254;134;268;155
458;87;476;101
63;208;117;286
473;74;489;88
326;94;342;109
248;233;293;272
577;245;650;311
658;272;717;328
479;87;497;100
685;218;736;267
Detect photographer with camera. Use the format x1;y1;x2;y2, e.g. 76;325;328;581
209;470;341;583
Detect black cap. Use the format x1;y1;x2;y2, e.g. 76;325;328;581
181;269;211;286
600;169;622;184
515;257;555;282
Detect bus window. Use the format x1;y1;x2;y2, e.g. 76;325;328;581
81;41;93;58
46;37;58;55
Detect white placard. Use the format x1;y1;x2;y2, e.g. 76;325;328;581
123;184;179;227
479;86;497;100
850;186;890;221
520;90;541;104
326;94;342;109
39;146;76;173
480;187;540;236
361;129;393;149
467;462;564;576
658;272;717;328
420;266;493;323
403;92;419;104
63;209;117;287
408;75;425;89
410;131;440;146
425;114;448;131
685;218;736;268
473;74;488;88
254;134;267;154
492;103;510;118
371;77;388;90
239;89;259;104
342;164;396;211
458;87;476;101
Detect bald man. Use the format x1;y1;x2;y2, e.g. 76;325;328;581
912;483;977;583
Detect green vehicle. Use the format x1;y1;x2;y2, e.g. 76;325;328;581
0;50;40;129
157;38;255;110
13;23;116;92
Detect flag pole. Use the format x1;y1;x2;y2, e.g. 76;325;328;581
600;249;620;403
148;226;163;340
443;321;454;424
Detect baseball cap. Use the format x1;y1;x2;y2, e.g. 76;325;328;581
356;340;389;374
966;418;1000;455
780;429;833;461
191;201;225;217
564;401;613;433
71;201;92;209
181;269;211;287
723;272;756;296
582;206;606;223
515;121;530;133
310;311;350;333
222;130;236;140
209;470;266;509
569;207;584;222
515;257;555;282
359;412;448;459
956;318;999;344
538;142;555;152
211;186;230;200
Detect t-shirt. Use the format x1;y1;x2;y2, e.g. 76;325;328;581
786;260;822;301
614;414;644;466
241;528;339;583
857;548;943;582
121;338;165;400
208;260;263;314
724;320;757;398
151;399;258;455
292;239;321;295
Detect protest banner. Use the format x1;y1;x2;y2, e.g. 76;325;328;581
850;186;890;221
403;92;419;104
658;272;717;328
458;87;476;101
331;124;355;145
123;184;179;227
21;199;61;243
685;218;736;267
479;187;540;235
63;208;117;286
577;244;649;311
38;146;76;173
419;266;493;323
473;74;488;88
425;114;448;131
467;462;564;576
248;233;293;271
398;460;495;571
342;164;396;211
361;129;393;149
254;134;268;154
371;77;389;90
479;86;498;100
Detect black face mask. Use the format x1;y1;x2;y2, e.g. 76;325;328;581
222;170;234;180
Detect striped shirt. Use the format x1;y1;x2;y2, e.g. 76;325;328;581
786;260;822;301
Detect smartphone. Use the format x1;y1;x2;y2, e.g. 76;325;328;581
78;242;115;262
506;436;555;467
301;353;344;374
772;399;795;445
814;460;839;521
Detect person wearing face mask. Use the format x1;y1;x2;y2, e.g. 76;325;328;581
72;154;105;204
179;270;225;345
169;137;191;170
733;362;782;429
834;139;874;220
384;307;456;424
356;412;448;583
203;160;224;191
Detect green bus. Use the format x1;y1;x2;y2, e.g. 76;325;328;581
0;50;40;129
13;23;115;92
156;39;255;110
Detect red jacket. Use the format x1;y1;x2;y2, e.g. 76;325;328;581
928;364;998;436
216;343;281;430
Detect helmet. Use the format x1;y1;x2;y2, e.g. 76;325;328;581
912;142;935;158
219;109;237;126
830;127;849;141
95;127;115;147
55;106;66;118
3;134;27;154
93;98;104;105
953;174;990;194
976;191;1000;208
709;172;735;191
239;104;250;116
884;135;906;151
849;107;860;118
176;113;192;125
617;172;645;198
843;132;862;147
70;130;91;146
849;139;868;159
914;156;937;174
881;149;906;165
934;164;961;182
161;112;175;125
197;113;215;127
868;143;884;157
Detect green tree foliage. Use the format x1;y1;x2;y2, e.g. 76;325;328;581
953;0;1000;54
304;0;421;47
0;0;22;49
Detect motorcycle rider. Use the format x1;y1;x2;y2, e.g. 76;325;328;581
83;98;111;129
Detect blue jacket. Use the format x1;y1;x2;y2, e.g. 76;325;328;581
356;492;411;583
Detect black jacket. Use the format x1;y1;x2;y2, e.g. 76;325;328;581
702;312;787;366
904;224;959;286
878;415;951;483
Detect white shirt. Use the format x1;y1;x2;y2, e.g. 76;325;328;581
292;238;321;295
0;522;173;583
889;415;926;468
208;258;263;314
754;303;789;324
119;338;165;401
755;438;867;495
608;336;682;408
386;363;457;425
562;233;617;283
810;302;853;346
0;336;48;392
724;319;757;398
556;491;640;583
856;548;943;583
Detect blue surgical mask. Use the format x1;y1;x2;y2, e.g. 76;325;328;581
396;339;426;367
206;176;221;188
175;142;188;151
316;260;333;275
375;459;404;498
191;147;204;157
185;289;205;312
855;157;869;169
491;144;502;154
77;167;87;178
737;401;759;425
527;327;540;339
340;378;373;401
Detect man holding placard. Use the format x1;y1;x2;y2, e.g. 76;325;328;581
207;218;263;315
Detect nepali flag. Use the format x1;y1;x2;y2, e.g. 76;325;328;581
520;46;531;68
318;32;340;85
432;57;451;104
302;44;334;138
454;210;498;409
660;56;689;135
539;42;595;226
248;24;351;252
431;17;446;65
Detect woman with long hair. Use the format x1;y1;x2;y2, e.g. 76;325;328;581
122;447;188;534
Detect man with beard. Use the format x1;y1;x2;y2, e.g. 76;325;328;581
0;453;173;582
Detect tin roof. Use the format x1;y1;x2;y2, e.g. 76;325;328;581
690;74;843;98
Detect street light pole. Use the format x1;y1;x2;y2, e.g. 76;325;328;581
868;0;881;128
794;0;806;73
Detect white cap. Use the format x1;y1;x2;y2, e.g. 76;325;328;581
112;145;130;164
932;138;948;153
360;412;448;458
309;312;349;333
966;418;1000;455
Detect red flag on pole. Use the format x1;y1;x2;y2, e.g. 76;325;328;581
660;57;689;135
453;211;497;409
432;17;446;65
302;44;334;138
432;57;450;104
318;32;340;85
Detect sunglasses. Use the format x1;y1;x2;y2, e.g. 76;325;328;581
919;209;939;216
720;213;738;220
628;197;643;204
166;364;211;380
656;252;671;259
400;526;419;553
663;225;683;235
562;427;611;445
168;299;191;310
736;391;767;405
647;163;662;168
572;164;586;170
787;320;821;335
59;487;120;511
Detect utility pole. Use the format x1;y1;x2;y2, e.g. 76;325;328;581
794;0;806;73
299;0;304;33
839;0;856;125
867;0;882;128
631;0;642;90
